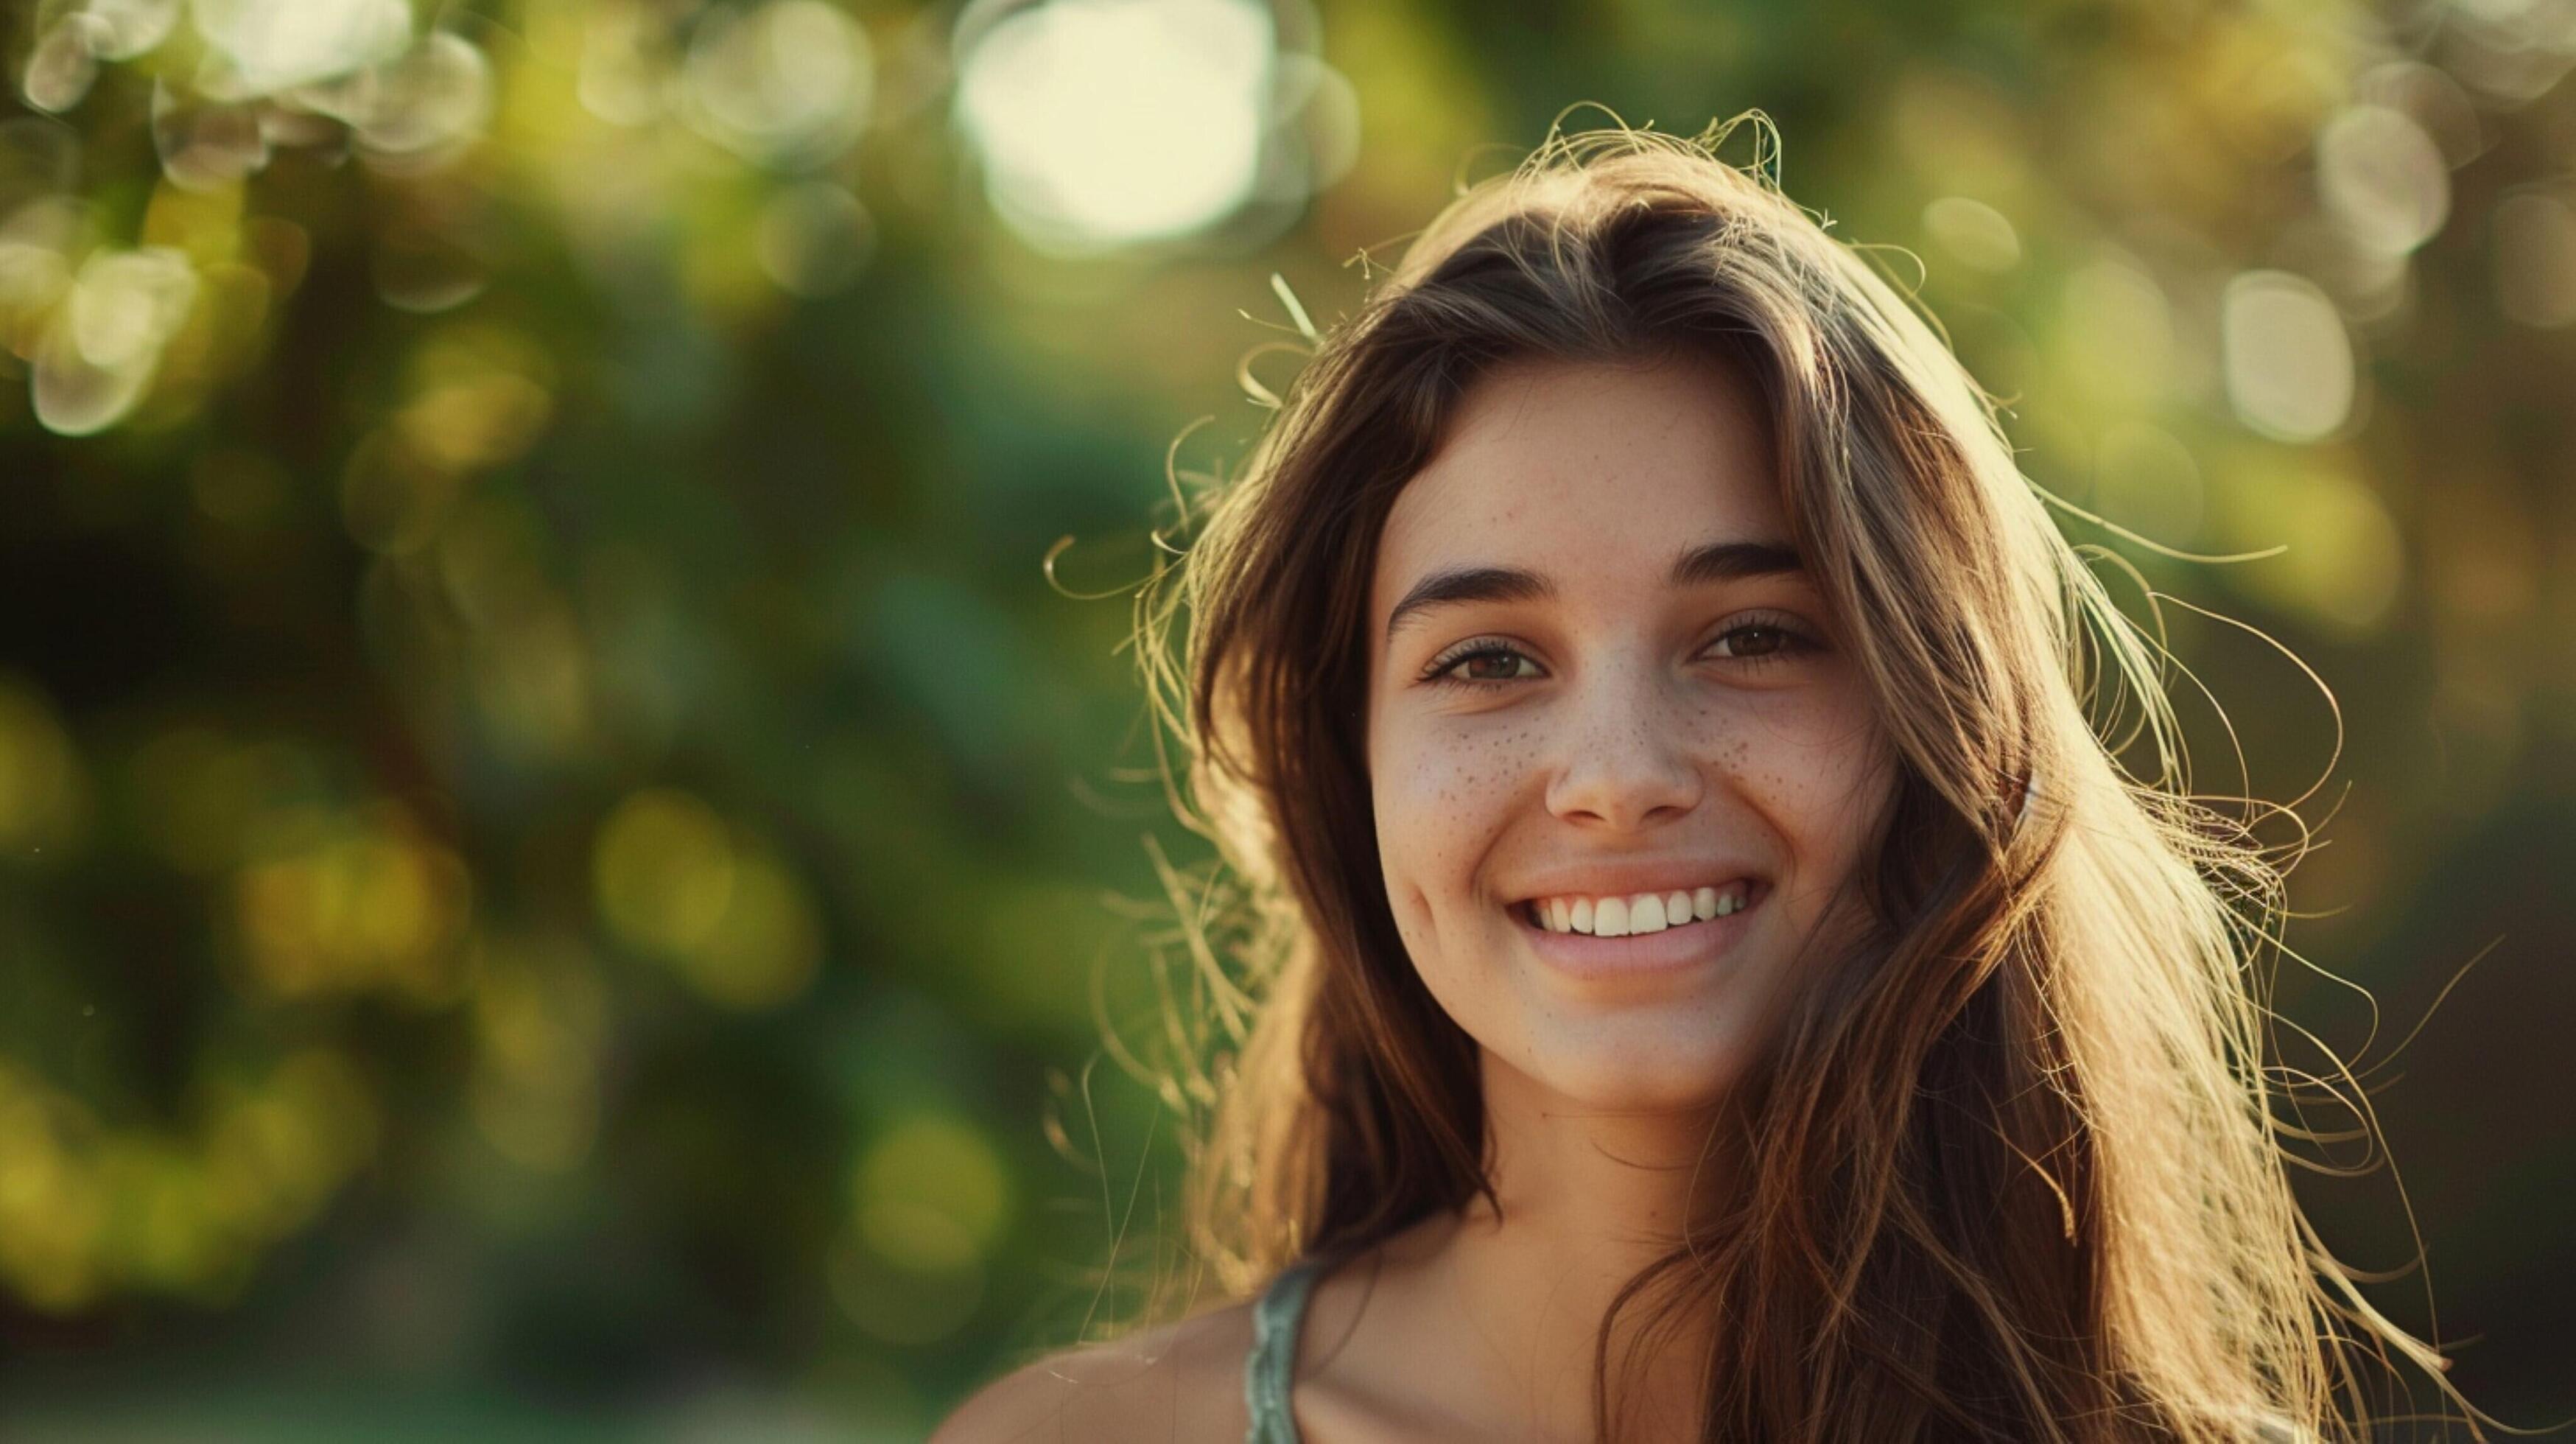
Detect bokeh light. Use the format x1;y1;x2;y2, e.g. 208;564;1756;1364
2221;270;2359;443
2092;419;2205;545
681;0;873;166
233;800;474;1003
471;933;606;1173
194;0;413;97
2211;453;2405;637
958;0;1287;250
1920;194;2022;275
2059;255;2175;405
2315;104;2450;257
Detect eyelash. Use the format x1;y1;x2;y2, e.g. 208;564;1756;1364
1419;614;1824;691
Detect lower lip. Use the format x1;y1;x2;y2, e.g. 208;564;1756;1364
1512;882;1769;984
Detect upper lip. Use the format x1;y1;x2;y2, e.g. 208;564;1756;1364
1506;861;1769;905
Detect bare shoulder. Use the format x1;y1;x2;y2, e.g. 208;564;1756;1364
928;1297;1260;1444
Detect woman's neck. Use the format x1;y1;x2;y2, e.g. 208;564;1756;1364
1334;1051;1730;1442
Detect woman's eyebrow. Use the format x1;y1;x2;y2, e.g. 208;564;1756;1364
1384;565;1553;642
1383;539;1807;641
1669;538;1806;589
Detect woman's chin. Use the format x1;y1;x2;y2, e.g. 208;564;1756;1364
1493;1037;1747;1117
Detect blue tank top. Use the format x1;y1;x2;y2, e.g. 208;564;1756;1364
1242;1257;1325;1443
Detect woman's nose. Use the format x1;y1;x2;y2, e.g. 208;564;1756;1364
1542;668;1705;833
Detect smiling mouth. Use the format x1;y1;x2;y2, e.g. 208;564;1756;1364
1511;879;1770;937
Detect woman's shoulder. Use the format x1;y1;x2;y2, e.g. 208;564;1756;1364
929;1297;1261;1444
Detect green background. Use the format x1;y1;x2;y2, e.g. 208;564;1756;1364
0;0;2569;1436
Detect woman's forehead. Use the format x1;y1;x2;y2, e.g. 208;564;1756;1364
1371;353;1790;622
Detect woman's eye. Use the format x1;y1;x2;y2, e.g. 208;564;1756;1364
1711;624;1789;658
1705;618;1820;667
1422;620;1819;690
1424;641;1540;687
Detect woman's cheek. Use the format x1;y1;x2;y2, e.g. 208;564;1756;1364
1767;707;1897;912
1374;721;1514;950
1370;726;1442;933
1375;713;1463;827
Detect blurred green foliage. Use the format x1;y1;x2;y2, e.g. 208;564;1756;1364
0;0;2569;1437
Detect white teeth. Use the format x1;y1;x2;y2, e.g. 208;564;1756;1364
1593;896;1630;937
1630;894;1668;933
1530;882;1755;936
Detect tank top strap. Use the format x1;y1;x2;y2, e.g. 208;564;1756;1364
1242;1256;1325;1444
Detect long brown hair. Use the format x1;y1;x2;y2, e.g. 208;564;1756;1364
1105;111;2477;1441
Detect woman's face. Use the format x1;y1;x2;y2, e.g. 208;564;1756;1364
1364;351;1897;1112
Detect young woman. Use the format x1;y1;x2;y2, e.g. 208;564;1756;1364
936;117;2475;1443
